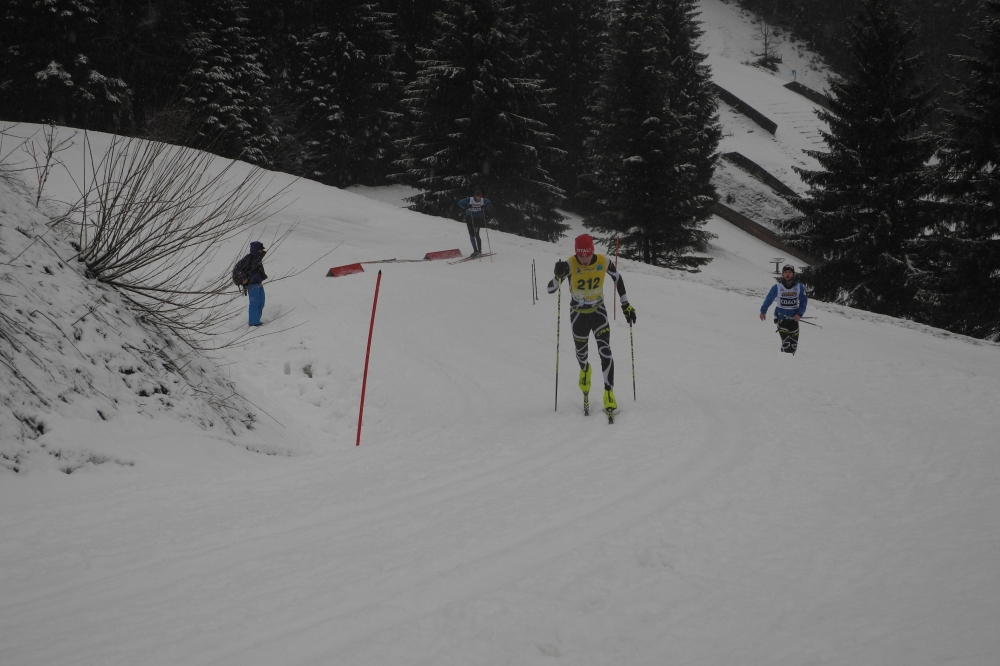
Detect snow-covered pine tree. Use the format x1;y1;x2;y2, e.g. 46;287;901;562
287;1;403;187
179;0;278;166
395;0;567;241
97;0;224;138
514;0;607;202
658;0;722;263
0;0;129;129
387;0;439;79
582;0;719;270
779;0;935;318
918;0;1000;339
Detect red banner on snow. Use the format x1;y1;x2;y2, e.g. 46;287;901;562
424;248;462;261
327;263;364;277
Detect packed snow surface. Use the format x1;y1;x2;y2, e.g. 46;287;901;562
2;2;999;664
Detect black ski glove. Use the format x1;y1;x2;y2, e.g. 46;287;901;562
554;260;570;280
622;303;637;324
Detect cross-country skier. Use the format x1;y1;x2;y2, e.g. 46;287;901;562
759;264;807;354
457;190;491;258
548;233;636;414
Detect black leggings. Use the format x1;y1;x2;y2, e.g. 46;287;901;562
465;215;483;253
776;318;800;354
572;305;614;390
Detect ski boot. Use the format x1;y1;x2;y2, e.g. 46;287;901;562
603;389;617;424
579;363;592;393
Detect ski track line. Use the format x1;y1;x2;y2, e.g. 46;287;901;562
0;423;585;614
208;388;760;665
0;407;665;654
1;331;595;622
2;388;763;666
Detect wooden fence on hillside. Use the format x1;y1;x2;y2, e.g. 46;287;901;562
712;83;778;135
783;81;833;110
710;201;821;266
721;152;799;199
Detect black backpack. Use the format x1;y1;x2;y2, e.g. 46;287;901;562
232;255;253;287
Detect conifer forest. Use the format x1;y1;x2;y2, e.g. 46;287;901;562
3;0;1000;340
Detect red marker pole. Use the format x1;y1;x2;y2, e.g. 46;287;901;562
357;270;382;446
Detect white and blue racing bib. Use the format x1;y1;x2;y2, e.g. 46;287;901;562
777;283;801;310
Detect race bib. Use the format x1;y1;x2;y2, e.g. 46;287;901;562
778;286;800;309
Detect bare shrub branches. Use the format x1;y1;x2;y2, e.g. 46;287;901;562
26;124;74;205
0;123;74;202
66;133;291;351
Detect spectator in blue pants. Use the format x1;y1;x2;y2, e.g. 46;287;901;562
236;241;268;326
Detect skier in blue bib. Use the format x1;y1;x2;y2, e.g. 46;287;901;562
457;190;491;258
759;264;807;354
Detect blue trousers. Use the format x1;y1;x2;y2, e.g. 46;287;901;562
248;284;265;325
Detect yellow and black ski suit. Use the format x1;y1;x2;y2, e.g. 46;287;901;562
547;254;629;391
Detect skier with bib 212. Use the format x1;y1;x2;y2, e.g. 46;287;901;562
759;263;807;354
548;234;636;415
457;190;491;258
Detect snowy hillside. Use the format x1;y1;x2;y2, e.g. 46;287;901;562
700;0;832;232
3;2;999;664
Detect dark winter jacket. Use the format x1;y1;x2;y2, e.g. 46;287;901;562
458;196;491;219
244;241;268;285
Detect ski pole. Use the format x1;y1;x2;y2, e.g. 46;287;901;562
555;278;562;411
613;236;619;320
485;218;493;261
533;259;538;301
799;319;821;328
630;322;636;400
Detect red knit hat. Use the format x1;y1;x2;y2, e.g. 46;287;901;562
575;234;595;259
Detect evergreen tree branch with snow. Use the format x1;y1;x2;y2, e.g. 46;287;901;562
514;0;608;203
394;0;567;241
581;0;720;271
780;0;936;318
917;0;1000;339
178;0;278;167
284;1;404;188
0;0;129;130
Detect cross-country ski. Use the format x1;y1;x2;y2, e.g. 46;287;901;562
448;252;496;265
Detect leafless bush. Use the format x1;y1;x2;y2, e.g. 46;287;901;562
25;123;75;205
0;123;74;202
0;124;28;191
753;19;783;71
751;2;783;72
65;132;291;351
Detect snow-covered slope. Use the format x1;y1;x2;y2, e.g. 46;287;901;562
700;0;832;234
2;2;999;664
0;176;276;472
